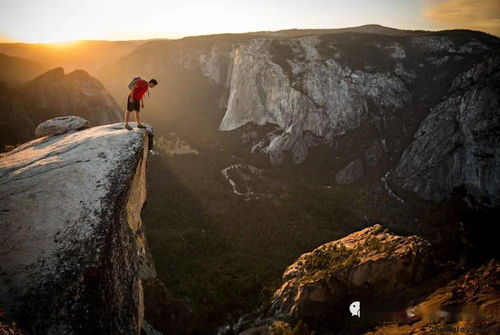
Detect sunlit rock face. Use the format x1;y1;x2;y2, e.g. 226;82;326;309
269;225;431;324
218;37;410;164
238;225;432;333
174;41;235;87
0;123;154;334
390;49;500;206
208;32;495;166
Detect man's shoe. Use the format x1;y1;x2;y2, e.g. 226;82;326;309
137;124;147;129
125;124;133;130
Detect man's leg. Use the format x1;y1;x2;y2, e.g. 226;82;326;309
135;111;141;125
124;110;132;130
135;111;146;128
124;110;131;124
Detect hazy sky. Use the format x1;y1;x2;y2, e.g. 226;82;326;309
0;0;498;43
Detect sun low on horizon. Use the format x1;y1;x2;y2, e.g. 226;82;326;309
0;0;498;44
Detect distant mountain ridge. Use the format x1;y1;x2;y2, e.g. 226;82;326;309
0;53;47;84
0;68;122;150
131;24;435;52
0;39;147;75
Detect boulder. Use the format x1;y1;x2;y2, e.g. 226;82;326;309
35;116;90;137
0;123;154;334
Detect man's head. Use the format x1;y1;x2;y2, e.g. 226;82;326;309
148;79;158;88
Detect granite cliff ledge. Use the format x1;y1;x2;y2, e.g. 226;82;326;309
0;122;155;334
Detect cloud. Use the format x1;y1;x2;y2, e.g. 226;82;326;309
422;0;500;35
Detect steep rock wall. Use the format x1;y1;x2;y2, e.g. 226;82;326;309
390;49;500;206
218;37;411;164
0;123;155;334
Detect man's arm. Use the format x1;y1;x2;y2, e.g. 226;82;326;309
129;84;137;102
141;96;145;108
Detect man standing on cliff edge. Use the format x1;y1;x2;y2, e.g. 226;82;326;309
124;78;158;130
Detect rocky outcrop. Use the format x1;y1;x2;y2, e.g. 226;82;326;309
35;116;90;137
0;308;28;335
237;227;500;335
391;49;500;206
236;225;432;334
367;261;500;334
0;123;156;334
0;68;122;151
269;225;431;325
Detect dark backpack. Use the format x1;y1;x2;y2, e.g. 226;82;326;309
128;77;150;98
128;77;142;90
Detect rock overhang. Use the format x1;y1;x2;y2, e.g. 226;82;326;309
0;122;154;334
